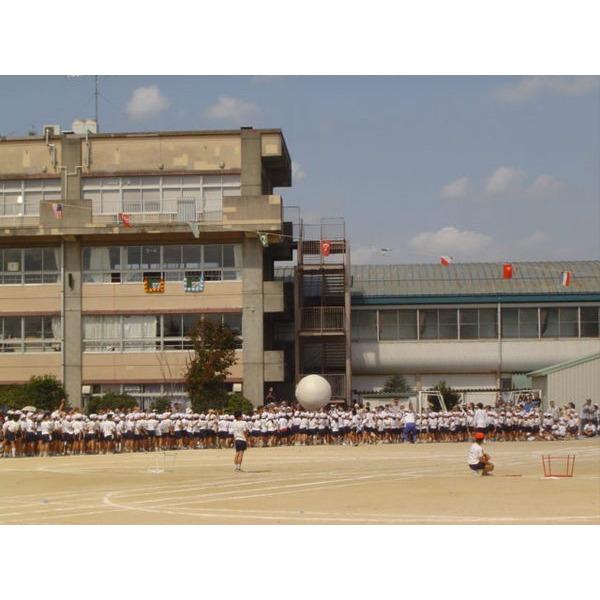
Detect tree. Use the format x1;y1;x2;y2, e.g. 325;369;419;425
224;392;254;416
150;396;172;413
185;319;238;413
85;392;137;414
383;374;410;394
0;375;67;411
24;375;68;411
431;380;461;411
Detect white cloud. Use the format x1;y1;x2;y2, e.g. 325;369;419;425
484;166;524;196
440;176;469;199
204;96;259;121
494;76;599;102
126;85;170;120
292;161;306;182
408;226;493;257
528;174;564;199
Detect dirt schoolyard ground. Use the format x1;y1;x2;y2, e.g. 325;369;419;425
0;439;598;524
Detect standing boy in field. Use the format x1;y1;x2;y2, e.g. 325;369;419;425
231;410;249;472
468;432;494;476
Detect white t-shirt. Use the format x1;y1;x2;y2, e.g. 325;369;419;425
231;419;248;441
468;443;484;465
474;409;488;428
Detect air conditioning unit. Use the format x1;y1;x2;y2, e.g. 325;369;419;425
81;385;92;395
43;124;61;136
7;262;20;272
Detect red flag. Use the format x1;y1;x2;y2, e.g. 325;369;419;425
561;271;572;287
320;240;331;257
118;212;132;227
503;263;513;279
440;256;453;266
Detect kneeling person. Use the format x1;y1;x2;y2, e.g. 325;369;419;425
468;432;494;476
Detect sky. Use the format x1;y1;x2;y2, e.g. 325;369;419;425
0;75;598;265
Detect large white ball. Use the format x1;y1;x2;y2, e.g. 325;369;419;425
295;375;332;410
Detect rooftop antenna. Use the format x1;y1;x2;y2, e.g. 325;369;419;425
94;75;100;132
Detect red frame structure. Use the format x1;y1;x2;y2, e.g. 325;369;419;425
541;455;575;478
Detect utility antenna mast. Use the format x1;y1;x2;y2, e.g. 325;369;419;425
94;75;100;131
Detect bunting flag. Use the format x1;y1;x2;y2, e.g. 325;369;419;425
561;271;572;287
118;212;132;227
440;255;453;266
259;233;269;247
320;240;331;257
503;263;513;279
51;202;63;220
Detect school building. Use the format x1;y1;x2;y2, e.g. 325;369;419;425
0;122;293;408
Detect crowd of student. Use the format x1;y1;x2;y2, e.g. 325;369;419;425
1;399;597;458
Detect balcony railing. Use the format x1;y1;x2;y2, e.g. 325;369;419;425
301;307;345;332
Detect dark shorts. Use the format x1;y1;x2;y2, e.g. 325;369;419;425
234;440;247;452
25;432;37;443
469;462;485;471
41;434;51;443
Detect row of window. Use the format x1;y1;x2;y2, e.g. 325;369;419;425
0;179;61;216
351;306;600;341
82;175;240;215
82;244;242;283
0;175;241;217
83;312;242;352
0;247;61;284
0;316;61;352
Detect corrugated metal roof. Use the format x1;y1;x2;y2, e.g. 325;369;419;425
528;352;600;377
275;261;600;297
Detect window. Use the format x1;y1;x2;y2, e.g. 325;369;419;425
559;307;578;337
419;310;438;339
82;312;242;352
502;308;538;338
81;174;240;216
379;311;399;340
459;309;478;340
351;310;377;341
0;179;60;216
0;316;61;352
81;244;242;283
438;309;458;339
0;247;60;284
580;306;599;337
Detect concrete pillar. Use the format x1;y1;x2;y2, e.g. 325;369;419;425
63;240;82;408
61;136;83;407
240;129;265;406
242;237;264;406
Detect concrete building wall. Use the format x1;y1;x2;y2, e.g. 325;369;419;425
0;284;61;313
82;350;243;383
352;339;600;374
0;353;61;383
0;139;62;176
82;281;244;313
85;135;242;174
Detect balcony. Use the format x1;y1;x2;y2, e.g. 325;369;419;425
300;306;345;334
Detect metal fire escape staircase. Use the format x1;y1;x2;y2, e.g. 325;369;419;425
294;218;352;404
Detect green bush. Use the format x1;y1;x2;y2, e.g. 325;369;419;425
223;392;254;416
150;396;172;413
85;392;137;414
0;375;67;411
